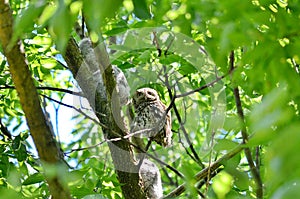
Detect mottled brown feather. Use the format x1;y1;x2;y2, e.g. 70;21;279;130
131;88;172;147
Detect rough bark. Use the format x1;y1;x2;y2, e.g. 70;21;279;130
0;1;71;199
65;38;146;199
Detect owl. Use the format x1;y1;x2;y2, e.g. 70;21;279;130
131;87;172;147
79;38;130;105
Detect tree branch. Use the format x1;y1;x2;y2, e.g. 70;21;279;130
230;50;263;199
0;84;83;96
0;118;12;139
40;94;110;130
164;144;243;198
43;91;184;181
64;37;146;199
175;69;232;98
162;66;205;168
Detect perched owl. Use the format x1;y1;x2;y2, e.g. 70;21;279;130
139;158;163;199
131;88;172;147
79;38;130;105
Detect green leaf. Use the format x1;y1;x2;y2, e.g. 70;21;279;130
0;60;6;73
0;155;9;177
14;143;28;162
270;180;300;199
137;50;151;62
248;85;293;146
0;140;8;145
70;186;94;198
132;0;151;19
11;0;47;45
12;135;21;150
38;3;57;25
178;63;197;75
223;153;241;170
83;0;123;32
49;1;77;52
212;171;233;198
40;58;57;69
232;170;249;191
22;173;44;185
223;115;242;132
214;139;239;151
266;123;300;194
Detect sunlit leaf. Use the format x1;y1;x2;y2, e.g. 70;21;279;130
132;0;151;19
11;0;47;45
248;85;293;145
212;171;233;198
83;0;123;33
49;1;77;52
22;173;44;185
214;139;239;151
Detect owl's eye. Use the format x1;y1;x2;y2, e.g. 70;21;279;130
147;91;157;98
136;92;143;97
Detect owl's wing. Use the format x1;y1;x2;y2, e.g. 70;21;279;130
163;111;172;147
130;116;147;150
151;101;172;147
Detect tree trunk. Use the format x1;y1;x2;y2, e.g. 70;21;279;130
0;1;71;199
65;38;146;198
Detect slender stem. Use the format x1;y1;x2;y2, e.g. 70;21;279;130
164;145;243;198
175;74;227;98
163;66;205;168
0;85;83;96
230;50;263;199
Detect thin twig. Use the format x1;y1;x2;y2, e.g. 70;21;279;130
164;33;175;55
52;56;69;70
67;132;185;179
152;31;162;57
66;137;121;153
164;144;243;198
256;146;261;175
0;84;83;96
230;50;263;199
40;94;109;130
131;141;184;178
175;73;228;98
179;138;198;162
0;118;12;139
44;88;183;179
37;86;83;96
162;68;205;168
152;149;177;186
196;167;223;190
205;129;215;194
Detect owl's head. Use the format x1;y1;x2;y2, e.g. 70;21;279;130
133;88;159;108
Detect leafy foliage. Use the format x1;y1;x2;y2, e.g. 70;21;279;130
0;0;299;198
